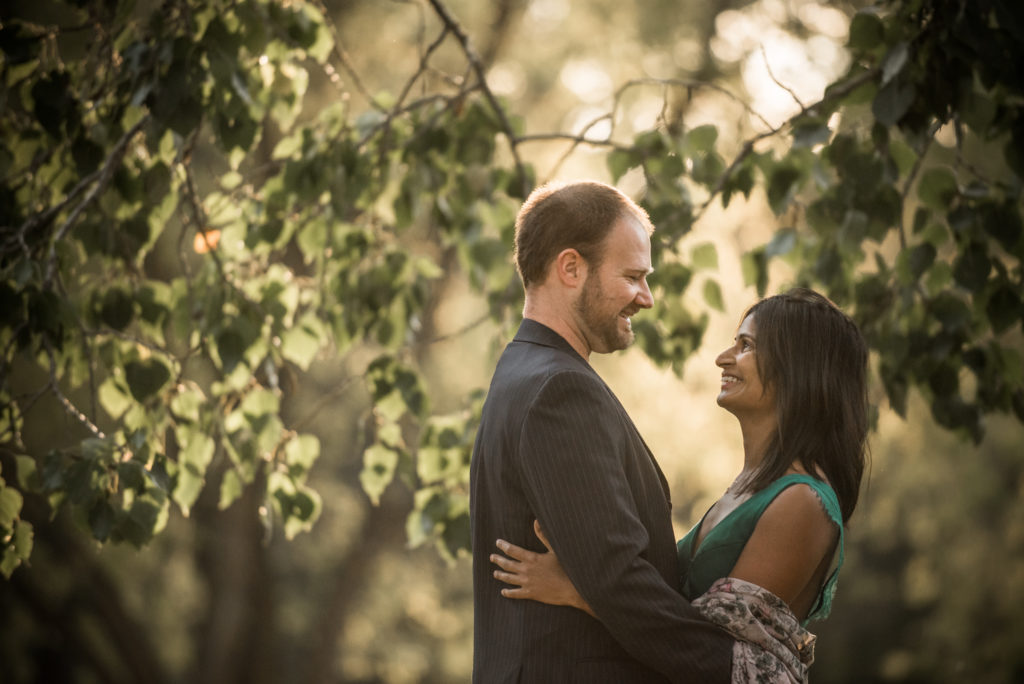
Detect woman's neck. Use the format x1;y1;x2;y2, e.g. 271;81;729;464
737;411;778;476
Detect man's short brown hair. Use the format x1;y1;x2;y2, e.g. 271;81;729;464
513;181;654;288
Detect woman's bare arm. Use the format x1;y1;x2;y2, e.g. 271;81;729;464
728;484;838;618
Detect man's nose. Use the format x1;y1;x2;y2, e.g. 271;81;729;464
636;279;654;309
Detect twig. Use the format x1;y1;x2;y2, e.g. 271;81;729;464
760;44;805;110
545;114;617;181
179;145;232;284
426;0;530;198
43;339;109;442
311;0;388;111
692;66;882;222
290;375;360;432
898;134;934;250
41;116;150;284
611;77;776;132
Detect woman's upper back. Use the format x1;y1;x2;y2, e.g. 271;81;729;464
676;474;844;624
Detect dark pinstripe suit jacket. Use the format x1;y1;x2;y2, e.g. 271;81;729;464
470;319;733;683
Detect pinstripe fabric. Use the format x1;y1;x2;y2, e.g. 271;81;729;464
471;319;733;683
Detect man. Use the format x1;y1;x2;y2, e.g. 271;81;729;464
470;181;733;683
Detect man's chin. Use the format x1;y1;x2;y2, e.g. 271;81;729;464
607;331;635;353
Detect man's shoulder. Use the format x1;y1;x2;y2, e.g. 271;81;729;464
496;340;596;387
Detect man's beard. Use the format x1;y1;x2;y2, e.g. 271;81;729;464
575;273;634;353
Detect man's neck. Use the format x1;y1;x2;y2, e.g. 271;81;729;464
522;297;591;361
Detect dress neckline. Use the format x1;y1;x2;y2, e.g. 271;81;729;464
689;473;828;558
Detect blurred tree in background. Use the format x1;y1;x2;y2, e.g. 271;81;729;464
0;0;1021;682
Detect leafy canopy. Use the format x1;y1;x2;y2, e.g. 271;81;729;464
1;0;1021;577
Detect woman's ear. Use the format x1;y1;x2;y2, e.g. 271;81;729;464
553;248;586;288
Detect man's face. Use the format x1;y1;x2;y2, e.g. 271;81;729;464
574;217;654;354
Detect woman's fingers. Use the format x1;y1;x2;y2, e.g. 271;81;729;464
501;585;530;599
491;557;531;597
489;553;519;572
495;538;535;562
492;568;520;585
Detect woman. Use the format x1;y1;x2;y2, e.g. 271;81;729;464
490;288;869;682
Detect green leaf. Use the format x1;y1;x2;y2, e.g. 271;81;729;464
952;243;991;291
0;484;23;530
219;469;244;510
296;219;328;263
908;243;937;280
918;167;958;211
847;12;885;51
14;456;37;490
982;203;1023;252
88;499;117;542
0;520;33;578
703;280;724;312
118;494;166;547
741;249;768;297
124;359;171;401
31;71;77;138
99;288;135;331
686;125;718;154
284;433;320;478
691;242;718;270
881;42;910;86
216;328;247;373
99;378;133;419
375;390;408;423
441;511;471;558
889;138;917;178
280;314;325;370
930;292;971;333
649;263;692;293
792;121;831;148
360;443;399;505
872;77;915;127
607;148;637;182
764;228;797;258
986;286;1021;334
767;165;802;215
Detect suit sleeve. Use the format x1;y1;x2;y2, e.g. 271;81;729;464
518;370;733;683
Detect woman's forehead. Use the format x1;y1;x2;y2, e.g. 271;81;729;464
737;313;758;337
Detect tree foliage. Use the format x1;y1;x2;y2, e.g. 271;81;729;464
0;0;1022;588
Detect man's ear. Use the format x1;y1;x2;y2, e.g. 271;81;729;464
553;248;587;288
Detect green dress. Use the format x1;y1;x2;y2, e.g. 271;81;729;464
676;473;844;625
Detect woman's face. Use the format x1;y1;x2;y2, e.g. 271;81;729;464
715;314;775;418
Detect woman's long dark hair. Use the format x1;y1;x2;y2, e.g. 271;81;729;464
740;288;869;524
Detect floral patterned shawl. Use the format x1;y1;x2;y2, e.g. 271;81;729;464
692;577;816;683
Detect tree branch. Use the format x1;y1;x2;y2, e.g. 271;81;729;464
43;339;109;443
41;117;150;284
426;0;531;197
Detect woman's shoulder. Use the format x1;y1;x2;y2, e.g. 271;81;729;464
758;473;842;527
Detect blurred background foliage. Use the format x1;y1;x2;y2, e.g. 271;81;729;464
1;0;1022;681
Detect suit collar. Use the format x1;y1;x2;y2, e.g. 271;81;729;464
515;317;673;506
513;318;589;364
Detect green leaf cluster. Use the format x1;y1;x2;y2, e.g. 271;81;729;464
1;0;1021;575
